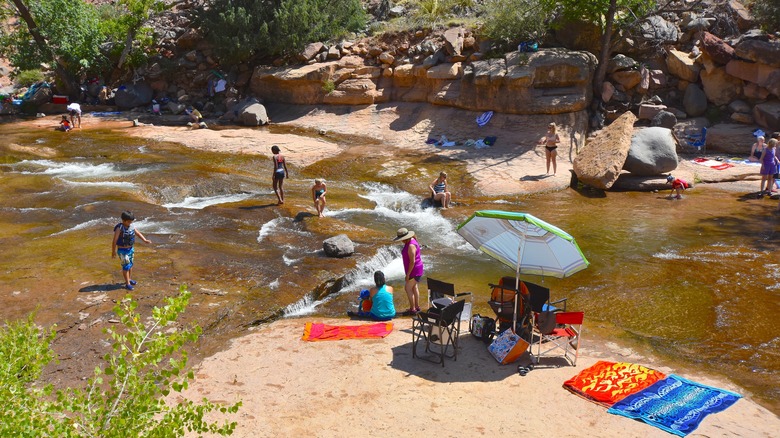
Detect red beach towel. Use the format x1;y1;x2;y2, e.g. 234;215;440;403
301;322;393;341
563;361;667;407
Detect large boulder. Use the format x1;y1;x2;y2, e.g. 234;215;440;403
623;127;679;176
705;123;755;154
734;38;780;68
683;84;708;117
701;31;735;65
666;49;700;82
114;82;154;109
573;111;637;190
651;110;678;129
323;234;355;258
238;103;268;126
700;66;743;106
753;100;780;131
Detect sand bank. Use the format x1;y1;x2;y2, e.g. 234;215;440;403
179;317;779;437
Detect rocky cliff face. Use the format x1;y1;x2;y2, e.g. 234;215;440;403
249;49;597;115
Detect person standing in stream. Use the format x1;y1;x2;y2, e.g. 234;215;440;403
393;228;424;314
271;145;289;204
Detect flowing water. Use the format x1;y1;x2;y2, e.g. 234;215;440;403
0;120;778;414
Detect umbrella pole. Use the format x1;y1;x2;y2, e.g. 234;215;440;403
513;232;527;335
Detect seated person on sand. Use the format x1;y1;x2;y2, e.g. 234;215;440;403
349;271;396;321
58;115;72;132
429;171;452;208
185;106;207;128
749;136;765;162
311;178;327;217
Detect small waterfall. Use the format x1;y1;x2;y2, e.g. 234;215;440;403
282;246;402;317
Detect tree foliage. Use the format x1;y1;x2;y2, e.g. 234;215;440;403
201;0;367;64
0;286;240;437
477;0;551;52
751;0;780;32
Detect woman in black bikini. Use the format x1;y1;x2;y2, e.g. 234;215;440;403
271;145;288;204
538;123;560;175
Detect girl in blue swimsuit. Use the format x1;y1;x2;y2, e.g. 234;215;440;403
311;178;327;217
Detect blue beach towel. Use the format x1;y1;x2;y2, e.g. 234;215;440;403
476;111;493;127
607;374;741;437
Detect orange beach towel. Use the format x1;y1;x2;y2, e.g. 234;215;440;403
301;322;393;341
563;360;667;407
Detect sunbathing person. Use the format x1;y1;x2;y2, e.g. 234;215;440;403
348;271;396;321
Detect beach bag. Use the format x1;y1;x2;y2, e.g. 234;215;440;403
469;314;495;343
536;310;557;335
488;328;529;365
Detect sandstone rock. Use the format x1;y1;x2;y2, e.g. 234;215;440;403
607;54;637;74
388;5;405;17
701;31;735;65
300;42;324;62
705;123;756;154
731;112;754;124
573;111;637;190
115;82;153;109
323;234;354;258
651;110;677;129
623;127;679;176
734;38;780;68
728;0;754;31
327;46;341;60
649;69;667;88
638;66;650;94
766;70;780;98
427;63;462;80
238;103;268;126
553;17;602;53
638;104;666;120
724;59;776;87
700;66;743;106
753;101;780;131
611;69;642;90
666;49;700;82
379;52;395;65
472;58;505;86
683;84;708;117
167;102;186;115
744;82;770;100
602;81;615;102
728;99;751;114
443;27;464;56
176;28;199;50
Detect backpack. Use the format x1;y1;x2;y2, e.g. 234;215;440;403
469;314;496;344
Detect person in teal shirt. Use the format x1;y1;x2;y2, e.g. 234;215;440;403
367;271;396;320
349;271;396;320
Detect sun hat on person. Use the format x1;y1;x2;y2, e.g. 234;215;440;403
393;228;415;241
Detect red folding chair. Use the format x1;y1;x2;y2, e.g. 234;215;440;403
532;311;584;366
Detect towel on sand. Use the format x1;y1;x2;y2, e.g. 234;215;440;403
476;111;493;127
302;322;393;341
608;374;741;436
563;361;667;407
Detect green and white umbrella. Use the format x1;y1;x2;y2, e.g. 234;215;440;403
457;210;589;279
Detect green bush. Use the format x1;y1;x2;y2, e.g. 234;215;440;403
14;70;45;88
322;80;336;94
0;286;240;437
751;0;780;32
477;0;550;53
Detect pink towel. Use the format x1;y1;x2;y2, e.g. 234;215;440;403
302;322;393;341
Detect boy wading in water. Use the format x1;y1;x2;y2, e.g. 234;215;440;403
112;211;152;290
271;145;288;204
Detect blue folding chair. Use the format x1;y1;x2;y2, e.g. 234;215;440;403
685;127;707;153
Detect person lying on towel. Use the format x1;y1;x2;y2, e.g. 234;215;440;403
349;271;396;321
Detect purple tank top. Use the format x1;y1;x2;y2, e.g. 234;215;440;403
402;238;424;278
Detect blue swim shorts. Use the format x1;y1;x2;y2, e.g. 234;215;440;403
117;247;134;271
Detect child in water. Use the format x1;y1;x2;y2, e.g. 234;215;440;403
311;178;327;217
666;174;690;199
111;211;152;290
59;115;72;132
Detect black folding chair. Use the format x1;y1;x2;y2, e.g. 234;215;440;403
411;299;465;366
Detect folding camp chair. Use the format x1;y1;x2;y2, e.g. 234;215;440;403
532;311;584;366
411;299;465;366
684;127;707;154
426;278;472;323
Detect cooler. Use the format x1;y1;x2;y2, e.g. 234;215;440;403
52;95;68;104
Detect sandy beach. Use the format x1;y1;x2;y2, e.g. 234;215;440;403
178;317;780;437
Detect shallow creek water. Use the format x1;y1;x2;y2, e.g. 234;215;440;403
0;120;778;414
